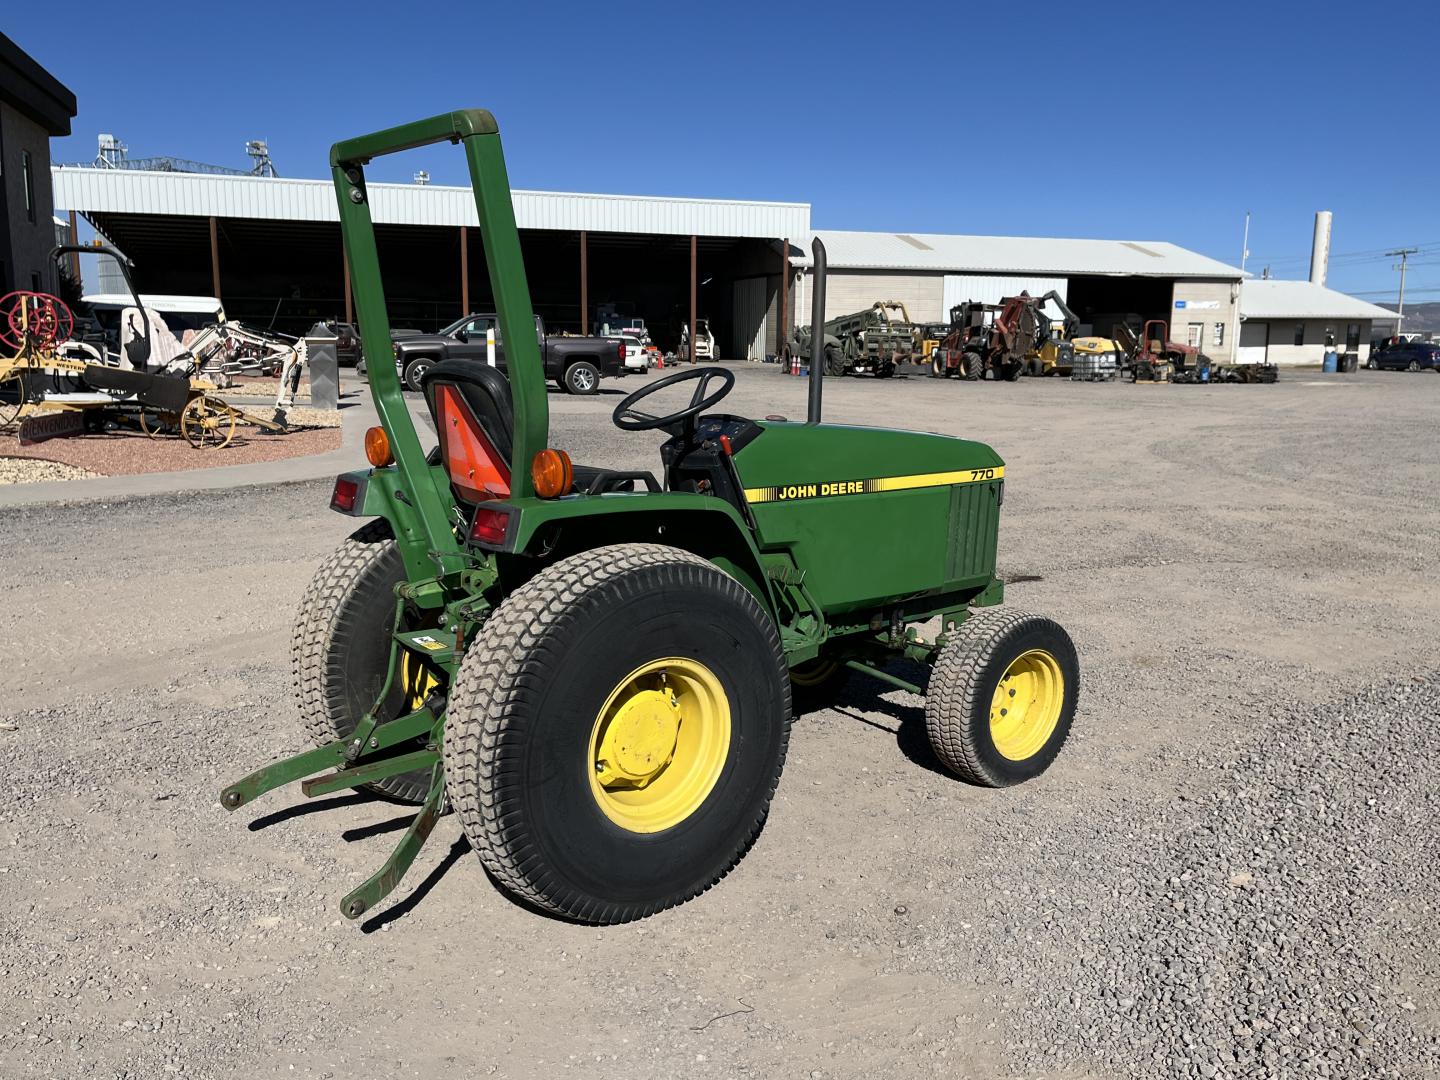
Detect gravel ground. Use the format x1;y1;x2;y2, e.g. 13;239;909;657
1;366;1436;1079
0;458;98;485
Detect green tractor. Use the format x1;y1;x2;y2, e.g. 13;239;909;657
221;111;1080;926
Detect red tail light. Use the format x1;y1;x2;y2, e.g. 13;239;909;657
469;506;511;547
618;340;626;364
330;476;359;513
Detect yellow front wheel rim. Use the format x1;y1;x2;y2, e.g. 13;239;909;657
989;649;1065;761
588;657;731;834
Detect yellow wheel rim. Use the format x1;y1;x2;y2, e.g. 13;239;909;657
588;657;731;834
989;649;1065;761
399;651;440;711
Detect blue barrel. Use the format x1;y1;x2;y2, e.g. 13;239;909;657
1322;350;1338;373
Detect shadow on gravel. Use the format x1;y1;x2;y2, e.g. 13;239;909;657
247;792;368;831
341;813;415;842
360;835;471;934
821;659;966;780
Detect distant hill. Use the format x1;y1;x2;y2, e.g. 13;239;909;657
1377;301;1440;335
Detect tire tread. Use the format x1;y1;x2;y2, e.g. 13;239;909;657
444;542;791;924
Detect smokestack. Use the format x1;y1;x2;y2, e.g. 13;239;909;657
1310;210;1332;286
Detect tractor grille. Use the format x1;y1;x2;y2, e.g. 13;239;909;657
946;481;1001;582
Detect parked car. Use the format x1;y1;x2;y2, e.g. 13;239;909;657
619;334;650;373
390;313;626;394
1373;340;1440;372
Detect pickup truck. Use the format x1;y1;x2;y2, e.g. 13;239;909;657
390;313;625;394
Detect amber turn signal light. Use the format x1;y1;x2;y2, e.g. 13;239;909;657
531;448;573;498
364;426;393;467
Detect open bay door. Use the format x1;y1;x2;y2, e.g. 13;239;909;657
733;277;768;362
1238;321;1268;364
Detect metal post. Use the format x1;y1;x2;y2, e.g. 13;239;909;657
343;247;353;325
807;238;826;424
208;216;222;300
689;235;697;363
460;225;470;317
67;211;80;281
580;230;588;334
778;237;788;362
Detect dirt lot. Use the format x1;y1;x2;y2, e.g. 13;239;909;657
2;367;1437;1079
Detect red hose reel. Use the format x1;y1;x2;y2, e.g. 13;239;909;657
0;291;75;352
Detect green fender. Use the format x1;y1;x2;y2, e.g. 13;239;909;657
506;493;778;618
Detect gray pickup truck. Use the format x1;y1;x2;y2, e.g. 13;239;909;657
391;313;625;394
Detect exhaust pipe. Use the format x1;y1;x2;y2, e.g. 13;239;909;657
807;237;826;424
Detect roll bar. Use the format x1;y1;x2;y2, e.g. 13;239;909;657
330;110;548;575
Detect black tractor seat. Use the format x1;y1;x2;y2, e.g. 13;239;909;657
419;359;651;499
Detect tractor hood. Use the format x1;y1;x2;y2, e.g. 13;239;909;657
733;421;1003;498
730;421;1005;614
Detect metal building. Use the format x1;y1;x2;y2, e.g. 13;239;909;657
53;164;1259;364
792;230;1246;363
52;166;807;355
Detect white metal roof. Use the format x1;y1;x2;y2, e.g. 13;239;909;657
51;167;809;240
799;229;1243;279
1239;279;1394;320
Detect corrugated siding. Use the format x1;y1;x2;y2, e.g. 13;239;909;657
942;275;1068;315
793;270;946;324
51;168;809;239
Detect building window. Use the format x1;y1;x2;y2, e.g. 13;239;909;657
1187;322;1204;349
1213;323;1225;347
1346;323;1361;351
22;151;36;222
1294;322;1305;347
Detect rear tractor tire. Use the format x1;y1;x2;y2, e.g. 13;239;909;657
445;544;792;924
962;351;983;381
824;344;846;377
925;608;1078;787
290;519;440;804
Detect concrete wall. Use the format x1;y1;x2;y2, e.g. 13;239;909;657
1170;278;1237;363
1243;318;1374;366
0;101;59;295
794;269;946;326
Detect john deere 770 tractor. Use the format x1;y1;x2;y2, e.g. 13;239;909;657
221;111;1080;925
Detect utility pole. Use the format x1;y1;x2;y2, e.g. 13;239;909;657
1230;212;1250;363
1387;247;1418;337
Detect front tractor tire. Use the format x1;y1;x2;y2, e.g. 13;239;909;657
445;544;792;924
925;609;1078;787
290;520;438;803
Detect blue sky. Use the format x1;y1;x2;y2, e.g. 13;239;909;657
13;0;1439;301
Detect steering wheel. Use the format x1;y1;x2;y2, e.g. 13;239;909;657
612;366;735;435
